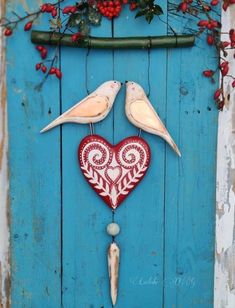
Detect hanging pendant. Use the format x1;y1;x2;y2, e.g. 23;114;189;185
108;242;120;306
78;134;151;209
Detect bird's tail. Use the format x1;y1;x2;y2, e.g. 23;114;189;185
40;117;66;133
163;134;181;157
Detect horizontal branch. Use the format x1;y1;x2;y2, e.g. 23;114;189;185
31;30;195;49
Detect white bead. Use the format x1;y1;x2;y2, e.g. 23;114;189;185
106;223;120;236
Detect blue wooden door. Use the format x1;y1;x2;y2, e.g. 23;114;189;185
7;0;218;307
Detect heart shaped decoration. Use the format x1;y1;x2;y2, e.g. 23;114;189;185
78;135;151;209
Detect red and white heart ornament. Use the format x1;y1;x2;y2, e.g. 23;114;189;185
78;135;151;210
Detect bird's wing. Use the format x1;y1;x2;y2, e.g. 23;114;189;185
129;99;181;156
40;95;109;133
66;95;109;118
129;99;167;133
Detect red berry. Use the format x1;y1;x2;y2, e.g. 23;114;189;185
62;6;72;14
222;41;230;48
41;4;48;12
221;65;229;76
41;65;47;73
220;61;229;68
51;8;57;17
4;28;12;36
71;34;77;42
41;48;47;59
45;4;53;13
55;69;62;79
49;67;56;74
24;21;33;31
180;2;188;13
210;20;219;28
222;2;229;11
211;0;219;5
214;89;222;100
218;101;224;110
207;35;214;45
36;45;44;52
70;6;78;13
35;63;41;71
203;70;214;77
130;2;137;10
198;20;209;27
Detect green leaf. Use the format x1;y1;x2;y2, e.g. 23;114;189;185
76;2;89;11
68;13;81;27
79;19;90;36
145;11;154;24
135;9;148;18
88;7;102;26
153;5;163;15
138;0;148;9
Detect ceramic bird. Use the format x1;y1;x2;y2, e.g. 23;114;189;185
125;81;181;157
40;80;121;133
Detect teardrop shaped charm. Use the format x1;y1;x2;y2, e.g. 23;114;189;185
108;242;120;306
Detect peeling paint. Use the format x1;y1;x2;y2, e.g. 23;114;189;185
214;5;235;308
0;0;11;307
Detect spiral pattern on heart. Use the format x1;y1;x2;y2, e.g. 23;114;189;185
117;142;147;169
82;141;112;170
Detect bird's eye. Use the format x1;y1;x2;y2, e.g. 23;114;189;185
114;81;117;83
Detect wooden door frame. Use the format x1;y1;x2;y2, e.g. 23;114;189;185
0;1;10;307
1;2;235;307
214;6;235;308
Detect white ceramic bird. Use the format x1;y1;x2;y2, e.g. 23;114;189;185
41;80;121;133
125;81;181;157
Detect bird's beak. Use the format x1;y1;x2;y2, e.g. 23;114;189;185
120;82;123;85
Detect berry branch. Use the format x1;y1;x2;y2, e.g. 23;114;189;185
177;0;235;110
1;0;235;110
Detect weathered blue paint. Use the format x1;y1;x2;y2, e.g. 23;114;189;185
7;0;218;307
6;2;62;307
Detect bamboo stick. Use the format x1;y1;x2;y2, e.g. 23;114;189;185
31;30;195;49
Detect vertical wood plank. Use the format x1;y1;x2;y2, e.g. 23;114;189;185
164;7;218;307
7;1;61;306
214;5;235;308
61;2;113;306
112;2;167;306
0;1;10;307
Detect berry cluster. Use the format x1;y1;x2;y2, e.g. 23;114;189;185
41;3;58;17
97;1;123;19
177;0;235;110
62;5;78;14
36;45;48;59
222;0;235;11
35;45;62;79
97;0;137;19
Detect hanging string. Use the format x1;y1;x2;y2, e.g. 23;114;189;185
147;37;152;98
85;47;91;95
